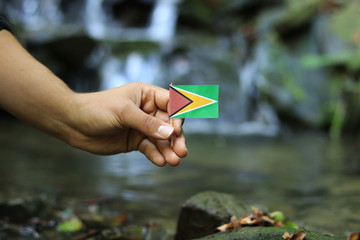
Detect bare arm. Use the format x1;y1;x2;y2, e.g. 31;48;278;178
0;30;187;166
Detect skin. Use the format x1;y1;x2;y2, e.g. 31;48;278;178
0;29;187;167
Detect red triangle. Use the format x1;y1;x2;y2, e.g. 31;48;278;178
169;86;193;117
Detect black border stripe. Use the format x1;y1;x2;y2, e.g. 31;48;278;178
170;86;193;117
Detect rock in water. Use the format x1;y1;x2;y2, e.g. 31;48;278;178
175;191;250;240
194;227;342;240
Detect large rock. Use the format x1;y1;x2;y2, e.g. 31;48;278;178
194;227;341;240
175;191;250;240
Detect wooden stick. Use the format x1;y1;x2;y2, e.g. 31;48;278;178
170;118;174;148
170;83;174;148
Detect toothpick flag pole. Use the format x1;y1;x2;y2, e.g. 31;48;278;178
170;118;174;148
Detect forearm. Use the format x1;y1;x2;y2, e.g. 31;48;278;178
0;30;77;141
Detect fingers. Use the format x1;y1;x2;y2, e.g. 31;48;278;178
124;103;174;140
173;130;187;158
155;139;181;166
152;129;187;166
138;83;169;112
138;138;180;167
153;110;184;137
138;138;166;167
137;132;187;167
172;118;184;136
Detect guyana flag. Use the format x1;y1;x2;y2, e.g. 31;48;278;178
169;85;219;118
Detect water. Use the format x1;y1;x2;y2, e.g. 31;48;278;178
0;119;359;237
1;1;360;238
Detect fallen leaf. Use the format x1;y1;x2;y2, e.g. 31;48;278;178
274;221;285;227
270;211;285;222
291;231;306;240
283;232;292;239
216;223;230;232
348;233;360;240
58;217;83;233
283;231;306;240
283;220;298;228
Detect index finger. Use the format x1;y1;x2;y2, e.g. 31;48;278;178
140;83;169;112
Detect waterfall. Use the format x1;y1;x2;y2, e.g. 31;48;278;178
84;0;106;39
98;0;179;90
147;0;179;43
99;53;161;91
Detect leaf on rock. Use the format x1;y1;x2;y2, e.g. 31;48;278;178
216;207;286;232
283;220;299;228
283;232;293;239
283;231;306;240
270;211;285;222
348;233;360;240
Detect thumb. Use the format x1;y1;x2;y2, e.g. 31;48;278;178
124;105;174;140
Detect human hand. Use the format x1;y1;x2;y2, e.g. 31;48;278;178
68;82;187;166
0;30;186;166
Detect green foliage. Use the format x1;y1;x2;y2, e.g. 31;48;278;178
269;211;285;222
57;217;83;233
283;220;299;228
270;211;298;228
329;100;346;139
330;0;360;44
301;51;360;71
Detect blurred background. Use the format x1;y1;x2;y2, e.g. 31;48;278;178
1;0;360;238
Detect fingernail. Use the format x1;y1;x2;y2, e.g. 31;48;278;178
157;125;174;138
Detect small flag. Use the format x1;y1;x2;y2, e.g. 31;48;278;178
169;85;219;118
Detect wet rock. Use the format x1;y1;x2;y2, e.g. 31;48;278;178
175;191;250;240
177;0;282;32
251;22;332;128
194;227;341;240
104;0;154;28
0;196;54;223
274;0;328;39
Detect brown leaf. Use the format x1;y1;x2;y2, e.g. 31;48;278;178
230;216;240;228
291;231;306;240
283;232;292;239
260;215;275;225
348;233;360;240
216;207;289;232
217;222;235;232
217;216;241;232
274;221;285;227
283;231;306;240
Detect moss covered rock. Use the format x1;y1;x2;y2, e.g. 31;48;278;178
195;227;341;240
175;191;250;240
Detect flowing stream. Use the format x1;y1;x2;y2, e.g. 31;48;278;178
1;1;360;238
0;119;359;237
